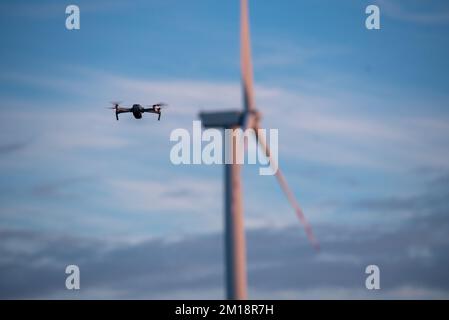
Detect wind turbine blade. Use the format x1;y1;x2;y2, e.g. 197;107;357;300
241;0;256;130
275;168;320;250
255;128;320;250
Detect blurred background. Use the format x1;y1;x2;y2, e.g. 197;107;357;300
0;0;449;299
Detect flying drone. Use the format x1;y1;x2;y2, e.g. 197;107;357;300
108;102;168;121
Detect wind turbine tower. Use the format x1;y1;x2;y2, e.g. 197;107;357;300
199;0;319;300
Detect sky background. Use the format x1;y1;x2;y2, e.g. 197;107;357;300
1;0;449;299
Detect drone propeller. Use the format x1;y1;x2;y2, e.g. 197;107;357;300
145;103;167;121
147;102;168;109
110;101;123;106
107;102;122;121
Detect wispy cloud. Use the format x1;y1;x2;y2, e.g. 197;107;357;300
0;0;133;20
31;177;95;198
1;205;448;299
253;38;349;69
0;141;30;155
107;177;221;214
4;67;449;173
378;0;449;25
2;68;448;240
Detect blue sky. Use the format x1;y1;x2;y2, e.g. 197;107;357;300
1;0;449;299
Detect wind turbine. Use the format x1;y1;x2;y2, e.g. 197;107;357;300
199;0;319;300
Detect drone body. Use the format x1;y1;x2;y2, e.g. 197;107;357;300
108;102;167;121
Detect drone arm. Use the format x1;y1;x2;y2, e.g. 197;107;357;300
113;108;131;120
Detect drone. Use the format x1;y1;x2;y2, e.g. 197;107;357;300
108;102;168;121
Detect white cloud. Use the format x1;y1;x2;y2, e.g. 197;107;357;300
2;67;449;241
251;286;449;300
4;67;449;173
107;177;221;214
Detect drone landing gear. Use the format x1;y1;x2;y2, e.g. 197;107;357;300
158;112;161;121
